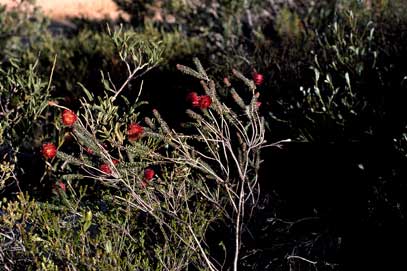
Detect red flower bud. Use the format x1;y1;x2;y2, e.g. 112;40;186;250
252;72;264;86
144;168;155;181
83;147;94;155
100;163;112;174
127;123;144;141
61;109;77;126
54;180;66;192
52;180;67;196
42;143;57;159
186;92;201;107
199;95;212;109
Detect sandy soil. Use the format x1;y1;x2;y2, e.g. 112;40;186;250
0;0;129;21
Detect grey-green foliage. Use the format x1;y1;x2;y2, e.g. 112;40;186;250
0;193;156;270
297;10;378;141
0;3;49;60
25;28;117;95
109;24;163;72
0;59;51;140
0;3;52;143
76;25;164;145
0;3;55;192
0;58;55;192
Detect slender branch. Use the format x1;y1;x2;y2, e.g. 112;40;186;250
287;255;318;265
112;62;149;102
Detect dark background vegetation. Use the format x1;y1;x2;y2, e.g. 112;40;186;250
1;0;407;270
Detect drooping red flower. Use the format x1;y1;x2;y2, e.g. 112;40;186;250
252;72;264;86
199;95;212;109
256;101;262;108
127;123;144;141
186;92;201;107
100;163;112;174
61;109;77;126
42;143;57;159
144;168;155;181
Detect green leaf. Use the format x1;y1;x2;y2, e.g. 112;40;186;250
83;210;92;232
78;82;94;101
105;240;112;254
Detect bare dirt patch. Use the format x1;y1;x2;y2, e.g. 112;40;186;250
0;0;129;21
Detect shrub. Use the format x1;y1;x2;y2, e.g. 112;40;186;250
0;16;276;267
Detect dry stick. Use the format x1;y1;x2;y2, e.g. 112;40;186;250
167;128;240;214
111;62;150;102
195;128;228;174
183;184;219;269
287;255;318;265
233;180;246;271
45;55;57;93
141;201;218;270
187;225;219;271
148;68;266;269
230;110;263;271
205;103;262;270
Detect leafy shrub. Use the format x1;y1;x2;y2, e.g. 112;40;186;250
1;15;271;268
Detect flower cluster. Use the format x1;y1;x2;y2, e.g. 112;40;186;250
100;163;112;174
144;168;155;181
48;104;161;193
252;72;264;86
83;147;94;155
186;92;212;109
141;168;155;188
42;143;57;159
127;123;144;141
51;180;67;197
100;159;120;175
42;110;78;159
53;180;66;193
62;109;77;126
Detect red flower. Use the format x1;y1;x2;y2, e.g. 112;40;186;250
100;163;112;174
100;160;119;175
144;168;155;181
62;109;77;126
199;95;212;109
52;180;67;196
127;123;144;141
252;72;264;86
186;92;201;107
54;180;66;192
42;143;57;159
256;101;262;108
84;147;93;155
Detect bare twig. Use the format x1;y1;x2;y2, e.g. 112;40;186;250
287;255;318;265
